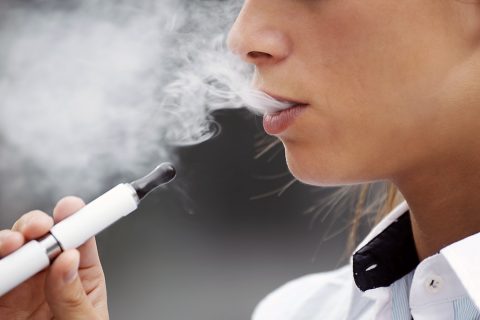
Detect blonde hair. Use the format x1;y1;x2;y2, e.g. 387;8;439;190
345;182;403;256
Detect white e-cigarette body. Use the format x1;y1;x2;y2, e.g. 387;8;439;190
50;184;138;250
0;163;175;297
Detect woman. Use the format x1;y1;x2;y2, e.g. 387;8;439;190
1;0;480;319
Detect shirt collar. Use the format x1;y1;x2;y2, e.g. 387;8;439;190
351;201;480;309
441;231;480;309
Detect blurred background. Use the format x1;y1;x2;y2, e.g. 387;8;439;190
0;0;358;319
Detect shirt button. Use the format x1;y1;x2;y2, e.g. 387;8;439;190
425;275;443;293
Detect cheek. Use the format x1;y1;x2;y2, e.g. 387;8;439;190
299;1;464;106
279;99;416;186
287;14;466;179
281;1;471;185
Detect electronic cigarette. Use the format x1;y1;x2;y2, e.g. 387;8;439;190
0;163;176;297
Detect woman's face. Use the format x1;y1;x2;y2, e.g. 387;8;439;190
228;0;480;186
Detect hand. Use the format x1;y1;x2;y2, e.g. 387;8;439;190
0;197;109;320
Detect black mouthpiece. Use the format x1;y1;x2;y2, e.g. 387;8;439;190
130;163;176;200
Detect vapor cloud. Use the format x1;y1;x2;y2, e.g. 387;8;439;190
0;0;251;213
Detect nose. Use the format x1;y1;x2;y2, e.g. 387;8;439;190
227;2;291;66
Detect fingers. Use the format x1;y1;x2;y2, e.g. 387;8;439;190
53;196;85;223
53;196;101;269
45;250;101;320
1;197;81;258
11;210;54;240
2;196;101;268
1;210;54;257
0;230;24;257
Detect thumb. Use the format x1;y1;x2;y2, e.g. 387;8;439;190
45;250;99;320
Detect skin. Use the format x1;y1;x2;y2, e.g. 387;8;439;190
0;198;108;319
1;0;480;317
228;0;480;259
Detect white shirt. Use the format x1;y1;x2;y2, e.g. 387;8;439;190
252;201;480;320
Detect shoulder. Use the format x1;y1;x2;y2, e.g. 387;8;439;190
252;265;360;320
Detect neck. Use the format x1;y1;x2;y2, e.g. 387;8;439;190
393;157;480;261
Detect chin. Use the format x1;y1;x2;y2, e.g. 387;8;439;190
284;144;362;187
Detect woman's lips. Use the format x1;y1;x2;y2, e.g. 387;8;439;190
263;104;308;135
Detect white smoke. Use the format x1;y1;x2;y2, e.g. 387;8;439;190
0;0;294;216
0;0;227;210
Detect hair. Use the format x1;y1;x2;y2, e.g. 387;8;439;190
345;182;404;256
